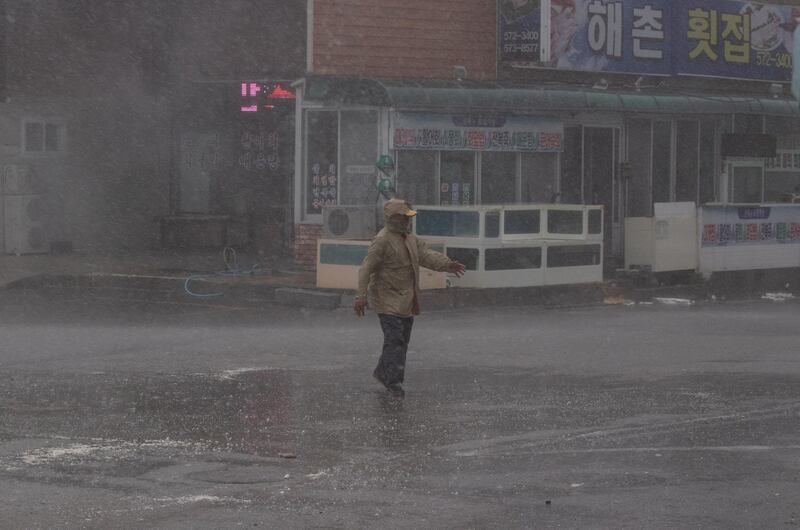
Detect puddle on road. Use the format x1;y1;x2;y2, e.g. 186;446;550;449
2;368;800;471
186;464;286;484
0;370;299;458
2;368;800;530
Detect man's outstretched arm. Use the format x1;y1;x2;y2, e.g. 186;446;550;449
417;239;466;277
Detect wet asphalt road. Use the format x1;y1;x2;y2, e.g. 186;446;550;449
0;292;799;529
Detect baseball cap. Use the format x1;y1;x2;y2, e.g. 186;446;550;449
384;198;417;218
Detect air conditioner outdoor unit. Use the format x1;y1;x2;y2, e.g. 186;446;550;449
322;205;377;240
4;195;47;254
3;164;39;195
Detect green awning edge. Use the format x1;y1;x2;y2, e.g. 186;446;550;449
302;75;800;117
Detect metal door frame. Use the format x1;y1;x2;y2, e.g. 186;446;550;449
582;125;622;258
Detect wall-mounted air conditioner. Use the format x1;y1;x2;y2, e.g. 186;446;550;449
322;206;377;240
3;164;39;195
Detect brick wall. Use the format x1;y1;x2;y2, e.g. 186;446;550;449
294;223;323;270
313;0;496;81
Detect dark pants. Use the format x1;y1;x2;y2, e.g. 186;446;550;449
374;314;414;386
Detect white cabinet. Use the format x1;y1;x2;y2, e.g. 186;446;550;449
625;202;698;272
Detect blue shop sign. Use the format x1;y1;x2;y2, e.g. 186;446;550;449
547;0;672;75
502;0;798;82
674;0;797;82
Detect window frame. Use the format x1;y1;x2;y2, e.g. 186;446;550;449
439;150;478;206
21;117;67;157
478;151;518;205
395;149;563;208
303;108;339;221
301;106;382;222
626;115;722;215
395;149;440;207
338;109;381;207
728;159;766;204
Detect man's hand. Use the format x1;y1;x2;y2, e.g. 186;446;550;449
354;296;367;317
445;261;466;278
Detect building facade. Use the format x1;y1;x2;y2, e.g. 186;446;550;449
0;0;305;258
294;0;800;273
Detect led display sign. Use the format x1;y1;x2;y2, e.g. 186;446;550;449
239;82;295;113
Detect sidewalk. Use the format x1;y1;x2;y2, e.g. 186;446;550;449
0;250;314;304
1;251;797;311
0;251;251;287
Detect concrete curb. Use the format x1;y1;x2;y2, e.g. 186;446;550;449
5;270;798;311
3;273;608;311
3;273;280;305
278;284;608;312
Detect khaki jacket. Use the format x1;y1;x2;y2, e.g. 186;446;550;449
357;228;451;317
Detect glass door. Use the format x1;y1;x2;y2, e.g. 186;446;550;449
729;160;764;204
583;127;620;263
440;151;475;205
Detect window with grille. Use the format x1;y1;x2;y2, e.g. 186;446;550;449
23;119;66;155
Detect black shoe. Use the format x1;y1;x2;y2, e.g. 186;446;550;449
386;383;405;398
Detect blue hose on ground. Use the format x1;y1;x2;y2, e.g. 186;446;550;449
183;247;264;298
183;274;224;298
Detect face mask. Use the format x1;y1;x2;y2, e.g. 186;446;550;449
386;215;410;234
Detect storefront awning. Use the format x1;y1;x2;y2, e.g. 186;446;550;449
302;75;800;117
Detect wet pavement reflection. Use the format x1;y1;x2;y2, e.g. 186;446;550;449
0;350;800;528
3;368;800;471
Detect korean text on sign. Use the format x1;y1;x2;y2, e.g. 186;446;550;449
687;7;751;64
632;5;665;60
588;0;623;58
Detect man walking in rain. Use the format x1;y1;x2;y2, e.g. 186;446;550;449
354;199;466;398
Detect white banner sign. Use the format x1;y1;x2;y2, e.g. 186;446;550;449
701;205;800;247
391;112;564;153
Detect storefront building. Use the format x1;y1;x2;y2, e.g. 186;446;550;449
293;0;800;274
167;81;296;256
0;0;306;257
162;0;306;258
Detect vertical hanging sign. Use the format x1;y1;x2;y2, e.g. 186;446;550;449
793;25;800;99
499;0;548;65
540;0;551;63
